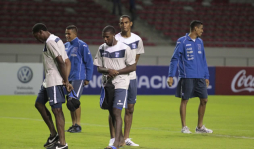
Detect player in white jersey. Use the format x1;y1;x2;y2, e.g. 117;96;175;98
108;15;144;147
94;25;136;149
32;23;73;149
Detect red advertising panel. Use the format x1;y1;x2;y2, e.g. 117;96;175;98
215;67;254;95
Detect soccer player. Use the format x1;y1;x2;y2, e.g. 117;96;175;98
167;20;213;134
108;15;144;147
94;25;136;149
32;23;72;149
64;25;93;133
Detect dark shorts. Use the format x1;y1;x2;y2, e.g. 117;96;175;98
36;85;65;108
176;78;208;100
127;79;137;104
113;89;128;110
69;80;84;100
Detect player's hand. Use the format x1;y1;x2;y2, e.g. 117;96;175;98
167;77;173;87
205;79;209;87
108;69;119;78
84;80;89;86
65;82;74;92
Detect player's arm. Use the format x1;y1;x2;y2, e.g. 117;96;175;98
97;67;119;78
82;45;94;85
135;38;144;64
55;56;73;92
64;43;71;79
202;42;210;87
135;54;140;64
167;40;183;87
65;58;71;79
48;41;73;91
117;64;136;75
94;46;118;78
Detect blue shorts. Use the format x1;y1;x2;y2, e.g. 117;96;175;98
127;79;137;104
176;78;208;100
69;80;84;100
113;89;128;110
36;85;65;108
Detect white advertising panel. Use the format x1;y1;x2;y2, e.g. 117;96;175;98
0;63;43;95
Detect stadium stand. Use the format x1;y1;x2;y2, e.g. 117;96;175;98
0;0;154;46
124;0;254;47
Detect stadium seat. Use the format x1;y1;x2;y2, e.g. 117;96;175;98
0;0;154;46
133;0;254;47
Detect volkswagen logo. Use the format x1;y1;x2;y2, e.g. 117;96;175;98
17;66;33;83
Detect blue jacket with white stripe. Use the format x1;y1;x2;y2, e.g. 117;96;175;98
65;37;93;81
168;33;209;79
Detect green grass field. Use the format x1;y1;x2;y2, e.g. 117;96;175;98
0;95;253;149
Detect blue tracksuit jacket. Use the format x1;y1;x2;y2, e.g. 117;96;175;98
168;33;209;79
65;37;93;81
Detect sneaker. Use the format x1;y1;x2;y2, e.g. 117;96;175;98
195;125;213;133
66;125;74;132
108;138;115;146
125;138;139;146
44;133;59;147
181;126;192;134
69;124;81;133
52;142;68;149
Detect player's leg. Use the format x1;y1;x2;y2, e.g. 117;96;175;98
68;80;84;133
194;79;212;133
35;85;58;147
180;99;188;128
52;105;66;145
108;114;115;146
197;97;207;127
112;108;124;149
106;89;127;149
124;103;134;139
124;79;139;146
176;78;193;133
47;85;68;148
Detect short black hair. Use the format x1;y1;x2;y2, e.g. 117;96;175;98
32;23;47;33
102;25;115;34
190;20;203;31
66;25;78;34
120;15;132;22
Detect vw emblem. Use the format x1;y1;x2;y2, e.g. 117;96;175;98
17;66;33;83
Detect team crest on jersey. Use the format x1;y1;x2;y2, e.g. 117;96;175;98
115;52;120;57
132;43;137;49
197;44;201;50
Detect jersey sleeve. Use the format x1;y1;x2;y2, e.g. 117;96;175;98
59;40;68;61
168;39;183;77
136;38;144;54
93;46;103;67
47;40;61;58
81;44;94;81
125;46;136;66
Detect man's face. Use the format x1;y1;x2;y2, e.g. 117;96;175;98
102;32;114;46
65;29;77;42
33;31;44;43
119;17;132;33
195;25;204;37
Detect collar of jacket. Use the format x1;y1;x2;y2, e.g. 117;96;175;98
70;37;79;45
185;33;199;41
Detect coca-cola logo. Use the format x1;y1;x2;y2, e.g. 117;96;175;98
231;70;254;93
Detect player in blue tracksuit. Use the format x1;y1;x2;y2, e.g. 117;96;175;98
64;25;93;133
167;20;213;134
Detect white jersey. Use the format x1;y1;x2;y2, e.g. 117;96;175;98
42;34;68;88
115;32;145;80
93;41;136;89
